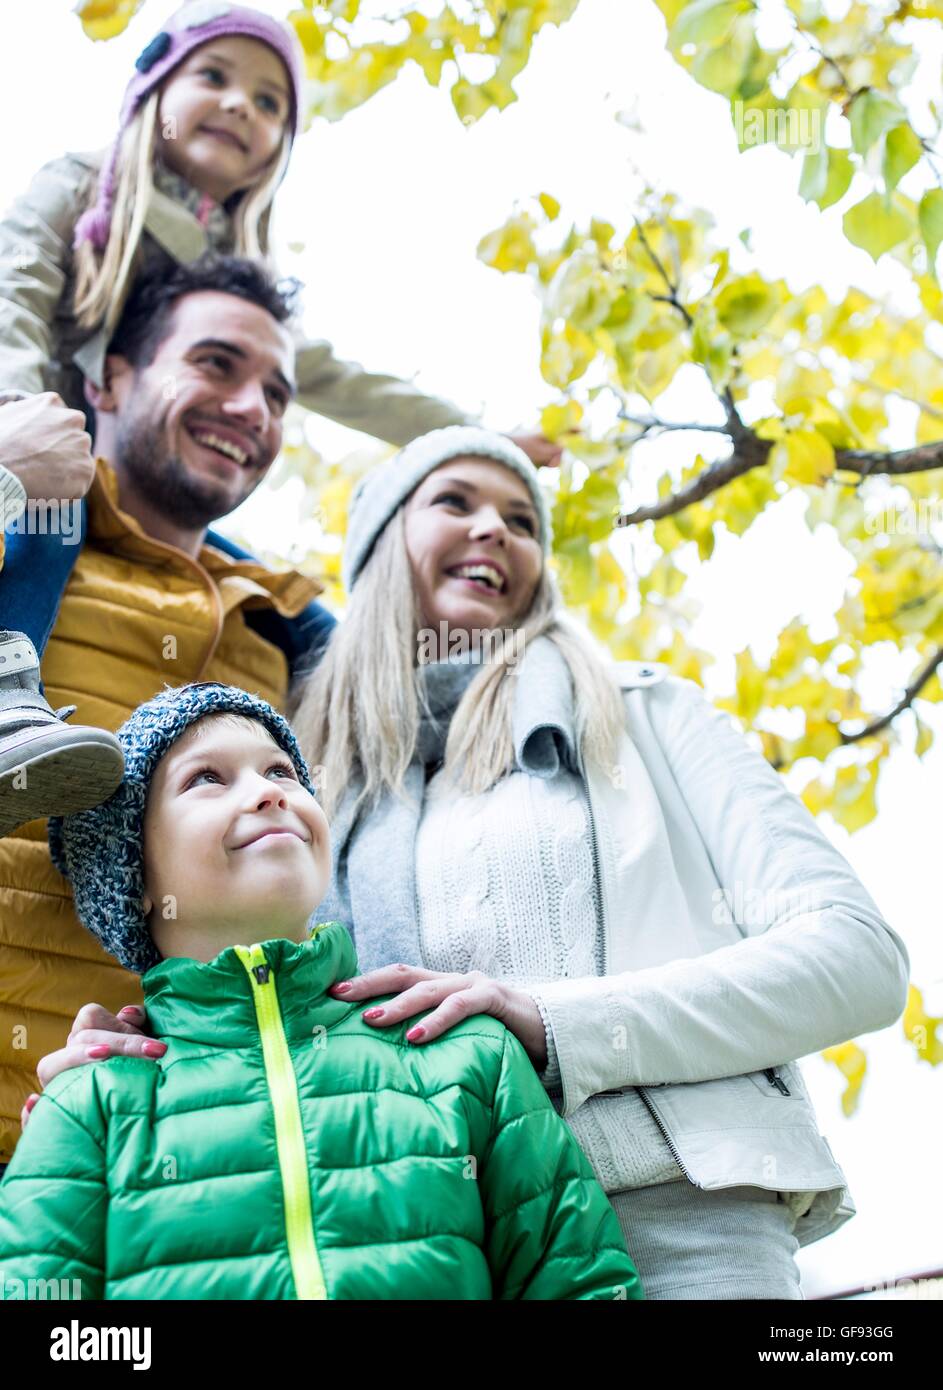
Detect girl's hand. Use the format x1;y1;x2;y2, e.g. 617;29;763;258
329;966;549;1071
27;1002;165;1112
0;391;95;500
506;431;564;469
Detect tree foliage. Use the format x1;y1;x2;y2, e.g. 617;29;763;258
75;0;943;1106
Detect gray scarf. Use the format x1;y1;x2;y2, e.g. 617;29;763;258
316;636;579;973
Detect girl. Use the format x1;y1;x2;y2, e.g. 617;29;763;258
0;1;554;833
0;681;641;1301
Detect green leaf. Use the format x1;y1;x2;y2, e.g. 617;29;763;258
843;192;912;261
818;147;854;211
883;123;923;193
798;141;828;202
669;0;749;50
918;188;943;271
715;273;781;335
849;89;906;157
693;36;748;93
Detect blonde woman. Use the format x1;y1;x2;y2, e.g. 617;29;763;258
35;426;910;1300
290;425;910;1299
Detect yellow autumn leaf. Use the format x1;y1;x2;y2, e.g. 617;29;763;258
830;760;879;833
902;984;943;1065
914;715;934;757
77;0;142;40
476;214;537;274
822;1042;868;1116
315;474;354;536
769;429;836;486
540;400;583;440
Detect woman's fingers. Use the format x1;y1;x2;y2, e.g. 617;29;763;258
66;1001;149;1044
401;983;500;1043
358;972;503;1042
329;964;440;1000
36;1033;166;1088
19;1092;40;1132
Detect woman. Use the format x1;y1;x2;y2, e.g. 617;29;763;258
33;425;910;1299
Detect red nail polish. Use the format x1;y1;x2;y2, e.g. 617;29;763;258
363;1007;384;1020
142;1041;167;1058
406;1025;426;1042
332;981;352;993
25;1094;38;1111
87;1045;111;1059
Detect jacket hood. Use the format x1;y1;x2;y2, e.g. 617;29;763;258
141;920;360;1047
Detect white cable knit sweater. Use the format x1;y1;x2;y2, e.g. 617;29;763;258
415;762;686;1193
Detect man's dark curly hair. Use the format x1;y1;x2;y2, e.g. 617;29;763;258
107;255;302;368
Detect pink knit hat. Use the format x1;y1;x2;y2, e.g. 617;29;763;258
74;1;305;251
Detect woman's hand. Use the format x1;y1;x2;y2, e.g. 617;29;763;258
329;966;549;1071
21;1002;165;1131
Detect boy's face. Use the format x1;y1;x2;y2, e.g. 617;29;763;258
142;715;330;957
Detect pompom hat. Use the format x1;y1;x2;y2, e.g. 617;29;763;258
74;1;306;251
48;682;316;975
342;425;553;592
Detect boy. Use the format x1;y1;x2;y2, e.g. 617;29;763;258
0;681;642;1300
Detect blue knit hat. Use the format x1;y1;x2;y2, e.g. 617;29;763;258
48;683;316;975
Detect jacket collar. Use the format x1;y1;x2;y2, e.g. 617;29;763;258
141;921;360;1047
87;457;324;618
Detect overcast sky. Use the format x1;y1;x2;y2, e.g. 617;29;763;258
2;0;940;1297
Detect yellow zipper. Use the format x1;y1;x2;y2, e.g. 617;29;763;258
235;942;327;1300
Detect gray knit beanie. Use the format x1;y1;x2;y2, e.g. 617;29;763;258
48;683;316;976
341;426;553;592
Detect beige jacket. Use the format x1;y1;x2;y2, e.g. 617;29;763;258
0;150;473;445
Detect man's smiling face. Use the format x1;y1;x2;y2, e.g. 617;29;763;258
106;290;296;529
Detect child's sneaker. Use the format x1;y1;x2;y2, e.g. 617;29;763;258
0;630;125;837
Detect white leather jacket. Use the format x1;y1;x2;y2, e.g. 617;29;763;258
534;662;911;1247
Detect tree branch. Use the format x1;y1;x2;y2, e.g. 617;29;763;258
615;432;943;527
618;410;731;436
615;439;771;526
839;645;943;744
837;441;943;475
634;219;694;328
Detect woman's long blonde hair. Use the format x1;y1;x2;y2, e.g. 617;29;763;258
73;92;291;334
290;503;627;821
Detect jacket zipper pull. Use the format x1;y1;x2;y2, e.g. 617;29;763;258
253;963;271;985
764;1067;791;1096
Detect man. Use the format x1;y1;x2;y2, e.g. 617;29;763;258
0;257;337;1163
0;252;563;1166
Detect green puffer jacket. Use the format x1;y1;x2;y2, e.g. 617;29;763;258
0;922;642;1301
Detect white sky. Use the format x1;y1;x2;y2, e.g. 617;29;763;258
2;0;941;1298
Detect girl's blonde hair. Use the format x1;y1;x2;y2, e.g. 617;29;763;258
289;504;627;821
73;92;291;334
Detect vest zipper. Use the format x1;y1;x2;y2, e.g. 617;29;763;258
235;942;327;1300
96;466;225;680
764;1067;791;1096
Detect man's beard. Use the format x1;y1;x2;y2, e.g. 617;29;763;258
114;394;262;529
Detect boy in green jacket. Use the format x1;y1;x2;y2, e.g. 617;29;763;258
0;681;642;1301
